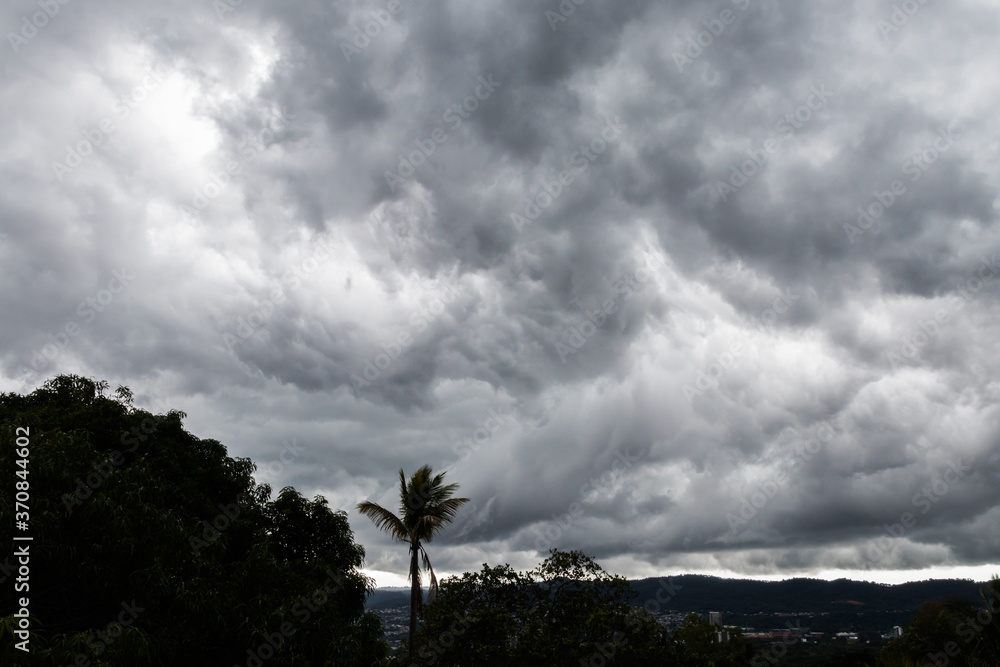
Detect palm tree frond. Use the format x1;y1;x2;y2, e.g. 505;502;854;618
414;514;451;541
420;545;438;605
356;501;408;541
432;496;470;518
414;498;470;540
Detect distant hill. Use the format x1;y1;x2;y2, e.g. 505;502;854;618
367;575;988;614
367;587;412;610
629;575;986;614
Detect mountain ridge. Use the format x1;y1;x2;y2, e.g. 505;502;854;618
366;574;990;613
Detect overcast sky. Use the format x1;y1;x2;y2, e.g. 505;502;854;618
3;0;999;587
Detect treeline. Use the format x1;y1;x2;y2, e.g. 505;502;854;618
409;550;756;666
1;375;996;667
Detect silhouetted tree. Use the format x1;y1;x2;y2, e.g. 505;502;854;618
413;549;686;667
0;375;389;666
876;579;1000;667
357;465;469;659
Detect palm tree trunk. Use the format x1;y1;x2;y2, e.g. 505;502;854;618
409;540;420;659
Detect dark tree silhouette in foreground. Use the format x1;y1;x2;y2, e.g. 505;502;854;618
357;465;469;659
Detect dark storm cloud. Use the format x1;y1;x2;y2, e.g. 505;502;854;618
2;0;999;583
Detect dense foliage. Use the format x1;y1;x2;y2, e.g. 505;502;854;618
411;550;756;666
0;375;389;666
874;577;1000;667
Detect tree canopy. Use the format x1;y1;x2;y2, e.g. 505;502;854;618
875;577;1000;667
412;549;755;667
0;375;389;666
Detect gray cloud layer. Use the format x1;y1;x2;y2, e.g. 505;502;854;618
3;0;999;582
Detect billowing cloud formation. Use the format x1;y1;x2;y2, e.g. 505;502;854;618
3;0;999;584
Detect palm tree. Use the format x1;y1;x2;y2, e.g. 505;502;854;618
357;465;470;658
